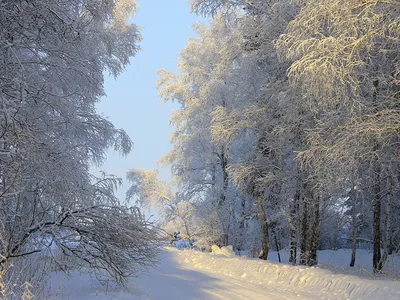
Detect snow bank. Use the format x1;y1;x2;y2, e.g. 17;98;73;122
266;249;400;280
211;245;235;257
174;248;400;299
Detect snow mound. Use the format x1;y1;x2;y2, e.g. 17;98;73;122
211;245;235;257
174;248;400;299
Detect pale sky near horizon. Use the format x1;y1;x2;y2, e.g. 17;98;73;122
92;1;207;204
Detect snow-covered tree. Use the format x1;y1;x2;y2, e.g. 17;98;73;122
154;0;400;274
276;0;400;272
126;169;195;244
157;16;246;247
0;0;159;293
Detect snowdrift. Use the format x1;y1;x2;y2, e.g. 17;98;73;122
173;248;400;299
211;245;235;257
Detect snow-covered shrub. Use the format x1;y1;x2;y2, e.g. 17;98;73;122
211;245;235;257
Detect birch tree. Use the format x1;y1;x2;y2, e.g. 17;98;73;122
180;0;400;272
276;0;400;272
157;16;245;247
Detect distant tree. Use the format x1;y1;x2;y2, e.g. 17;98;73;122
126;169;195;244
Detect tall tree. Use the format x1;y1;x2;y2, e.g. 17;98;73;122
276;0;400;272
0;0;159;292
157;16;244;247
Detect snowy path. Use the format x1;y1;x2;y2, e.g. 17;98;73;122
131;249;313;300
50;247;400;299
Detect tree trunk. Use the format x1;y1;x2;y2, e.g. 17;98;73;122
257;192;269;260
386;204;393;257
274;231;281;263
219;148;229;207
218;147;229;247
383;168;393;263
308;192;320;266
183;220;193;247
289;188;300;265
290;238;297;265
212;165;216;198
373;162;382;273
299;193;308;265
371;79;383;273
386;170;393;256
237;196;246;253
350;186;357;267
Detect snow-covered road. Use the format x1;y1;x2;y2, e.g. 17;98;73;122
132;249;313;300
50;247;400;299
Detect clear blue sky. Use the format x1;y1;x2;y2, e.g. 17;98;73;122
92;1;207;203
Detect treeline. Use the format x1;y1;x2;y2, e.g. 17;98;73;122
144;0;400;273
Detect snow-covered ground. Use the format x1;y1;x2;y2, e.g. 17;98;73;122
266;248;400;280
48;247;400;299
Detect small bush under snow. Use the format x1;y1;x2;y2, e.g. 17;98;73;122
211;245;235;257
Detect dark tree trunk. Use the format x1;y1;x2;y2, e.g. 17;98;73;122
386;169;393;256
299;194;308;265
371;79;383;273
270;221;281;263
289;188;300;265
221;233;228;247
350;186;357;267
218;147;229;246
257;192;269;260
373;162;382;273
308;192;320;266
212;165;216;197
219;148;229;207
290;238;297;265
274;232;281;263
237;197;246;253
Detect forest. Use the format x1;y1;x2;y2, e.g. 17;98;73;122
129;0;400;276
0;0;399;298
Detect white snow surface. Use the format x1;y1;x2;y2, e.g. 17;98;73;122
48;247;400;299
